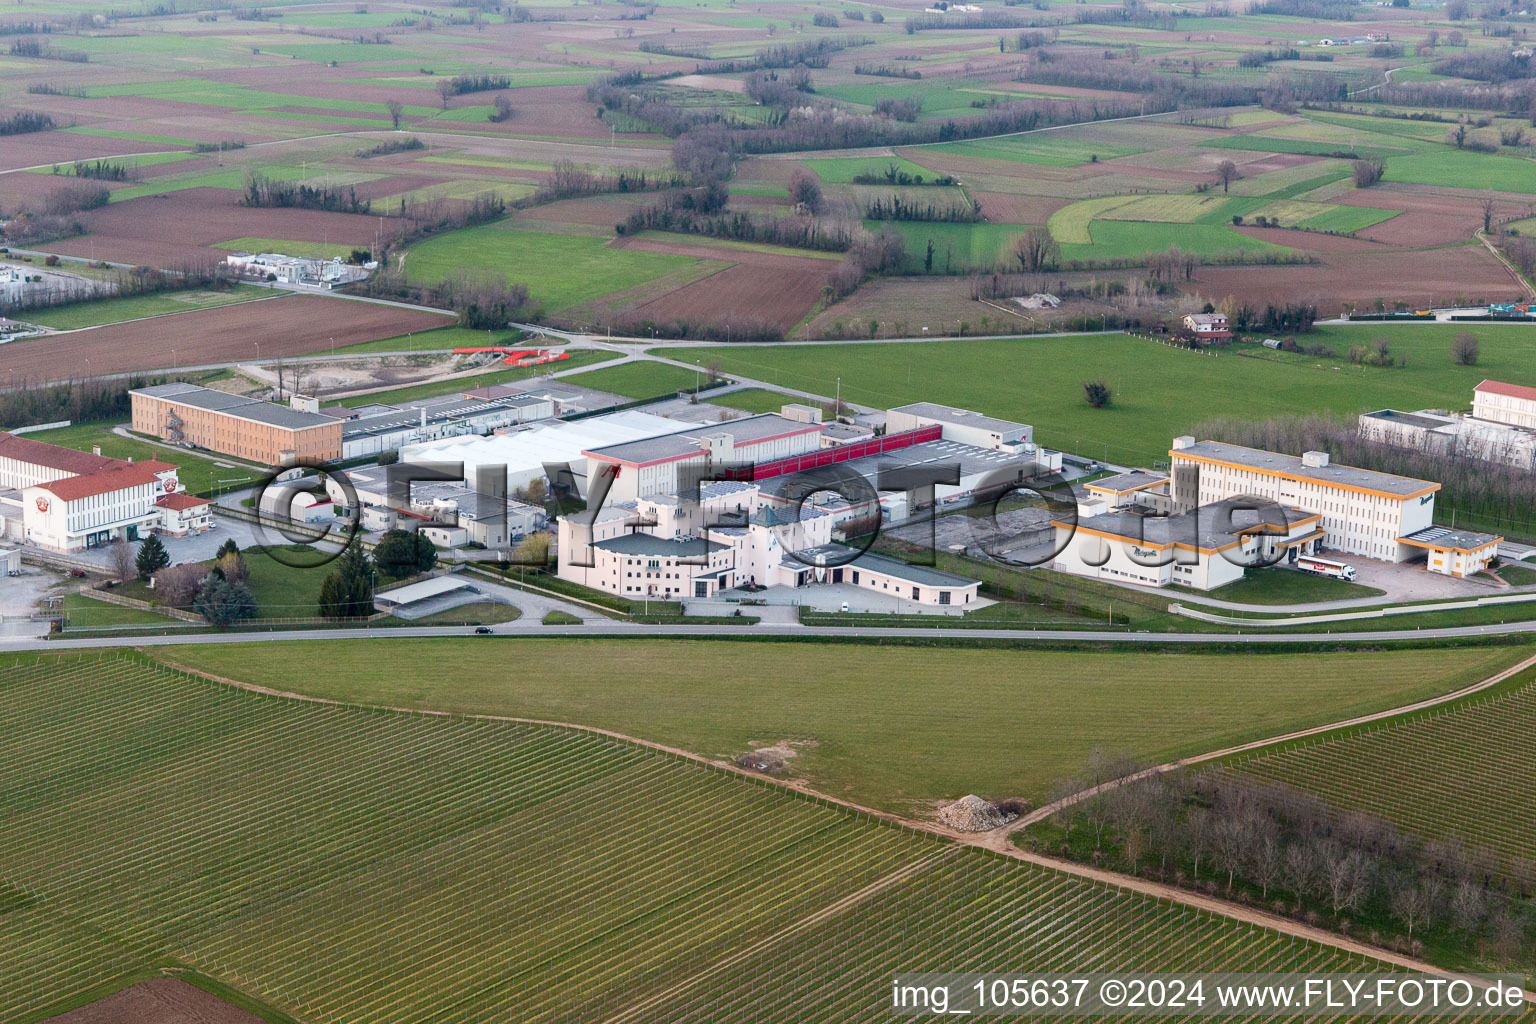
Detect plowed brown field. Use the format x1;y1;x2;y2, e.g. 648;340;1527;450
0;293;451;383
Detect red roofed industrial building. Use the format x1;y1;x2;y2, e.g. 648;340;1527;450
0;431;206;552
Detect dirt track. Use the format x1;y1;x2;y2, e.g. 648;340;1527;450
0;293;452;384
40;977;264;1024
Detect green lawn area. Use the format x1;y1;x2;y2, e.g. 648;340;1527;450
705;387;798;414
865;220;1033;272
1498;563;1536;586
20;421;261;496
558;359;707;399
387;601;522;626
799;156;946;184
922;135;1146;167
1295;205;1399;233
1193;567;1385;605
215;238;362;260
61;592;180;627
404;224;700;312
1061;220;1282;262
672;325;1536;466
157;639;1525;811
336;349;609;407
22;286;268;331
1384;148;1536;194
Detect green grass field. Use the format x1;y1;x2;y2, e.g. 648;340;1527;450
215;238;361;259
706;387;798;414
0;653;1405;1024
671;325;1536;465
868;220;1032;272
158;639;1519;811
799;155;946;184
923;135;1146;166
59;592;179;627
20;421;260;496
21;286;267;331
1192;566;1385;605
404;225;699;312
1385;148;1536;194
558;359;706;398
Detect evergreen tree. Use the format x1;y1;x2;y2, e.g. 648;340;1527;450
319;545;375;618
193;577;257;626
135;534;170;579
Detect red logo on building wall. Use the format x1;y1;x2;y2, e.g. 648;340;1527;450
34;497;49;513
163;477;178;493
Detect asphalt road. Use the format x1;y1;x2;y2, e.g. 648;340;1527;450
11;617;1536;653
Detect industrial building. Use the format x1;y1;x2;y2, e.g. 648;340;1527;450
1052;494;1324;591
556;479;980;605
326;464;544;549
328;391;555;461
402;409;684;501
886;403;1033;452
1472;379;1536;430
1358;408;1536;472
583;413;828;504
1166;437;1501;578
1169;437;1441;563
132;383;343;465
0;432;207;552
223;251;374;289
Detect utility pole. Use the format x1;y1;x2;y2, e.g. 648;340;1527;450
835;377;841;418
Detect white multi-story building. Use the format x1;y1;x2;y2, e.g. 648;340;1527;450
1168;437;1440;563
0;432;208;552
1472;379;1536;430
557;480;980;605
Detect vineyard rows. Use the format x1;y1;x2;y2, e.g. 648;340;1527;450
1227;682;1536;873
0;655;1449;1023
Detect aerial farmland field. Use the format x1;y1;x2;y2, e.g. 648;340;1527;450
0;654;1463;1024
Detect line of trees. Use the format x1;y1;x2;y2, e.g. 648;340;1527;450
242;174;369;213
0;373;174;428
2;259;239;317
862;194;982;223
358;267;529;329
1040;758;1534;964
850;164;955;186
50;159;131;181
0;111;56;136
619;200;858;253
444;72;510;94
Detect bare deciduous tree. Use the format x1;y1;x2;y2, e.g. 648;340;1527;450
1215;159;1240;193
1013;227;1059;273
385;99;404;130
107;538;137;583
1452;331;1480;366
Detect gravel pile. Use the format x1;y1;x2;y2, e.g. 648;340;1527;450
938;794;1012;832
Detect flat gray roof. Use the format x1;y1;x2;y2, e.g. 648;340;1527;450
1361;409;1453;430
586;414;822;466
891;402;1028;436
593;533;724;557
1068;498;1317;551
1086;470;1167;495
784;545;977;588
1172;440;1439;498
133;384;336;431
1401;525;1502;551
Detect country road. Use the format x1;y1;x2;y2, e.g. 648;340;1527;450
10;616;1536;652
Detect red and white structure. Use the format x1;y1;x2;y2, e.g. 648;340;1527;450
0;432;209;552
